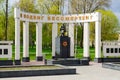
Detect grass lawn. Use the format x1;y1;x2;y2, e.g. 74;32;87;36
5;46;97;61
75;47;96;60
0;65;62;71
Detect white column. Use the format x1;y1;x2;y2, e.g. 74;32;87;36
23;21;29;59
68;23;74;57
83;23;90;58
118;34;120;41
52;23;58;57
95;21;101;58
36;22;43;61
15;19;20;60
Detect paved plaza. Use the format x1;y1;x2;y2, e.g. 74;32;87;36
1;62;120;80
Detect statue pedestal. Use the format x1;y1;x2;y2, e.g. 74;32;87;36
55;36;70;58
47;58;89;66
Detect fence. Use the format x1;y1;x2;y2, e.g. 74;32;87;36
0;41;13;59
103;41;120;57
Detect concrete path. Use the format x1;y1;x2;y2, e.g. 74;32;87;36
1;62;120;80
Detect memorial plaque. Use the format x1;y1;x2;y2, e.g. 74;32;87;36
60;36;70;58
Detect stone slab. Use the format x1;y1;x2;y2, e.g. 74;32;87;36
95;58;120;63
0;65;76;78
102;62;120;71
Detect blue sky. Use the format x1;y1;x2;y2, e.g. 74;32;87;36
110;0;120;21
9;0;120;20
9;0;18;5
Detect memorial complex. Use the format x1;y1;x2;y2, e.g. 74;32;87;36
0;0;120;79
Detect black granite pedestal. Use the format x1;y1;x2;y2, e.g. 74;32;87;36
0;60;13;66
14;60;21;65
22;57;30;62
47;58;89;66
36;56;43;61
94;58;120;63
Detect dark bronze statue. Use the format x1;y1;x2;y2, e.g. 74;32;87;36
60;24;66;36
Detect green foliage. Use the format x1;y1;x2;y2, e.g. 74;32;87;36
0;0;4;7
90;10;119;42
17;0;38;13
0;13;5;40
42;23;52;48
37;0;62;48
16;0;39;46
0;0;15;40
7;11;15;40
71;0;112;47
37;0;61;14
71;0;111;13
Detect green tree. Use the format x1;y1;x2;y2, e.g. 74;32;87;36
99;10;118;40
17;0;38;13
37;0;61;14
0;13;5;40
71;0;111;47
90;10;119;47
7;8;16;41
37;0;62;48
0;1;17;41
16;0;38;47
0;0;10;40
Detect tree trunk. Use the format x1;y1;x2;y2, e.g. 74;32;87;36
91;40;95;48
80;23;84;48
5;0;8;40
29;32;33;49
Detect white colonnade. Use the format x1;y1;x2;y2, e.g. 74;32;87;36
14;8;101;65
